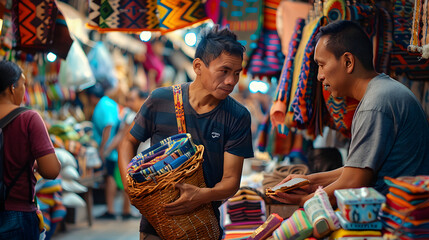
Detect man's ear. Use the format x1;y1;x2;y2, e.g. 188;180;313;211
343;52;355;73
193;58;203;75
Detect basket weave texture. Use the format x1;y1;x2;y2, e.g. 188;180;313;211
127;145;220;240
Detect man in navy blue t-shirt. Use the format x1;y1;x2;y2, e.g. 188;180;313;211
118;26;254;239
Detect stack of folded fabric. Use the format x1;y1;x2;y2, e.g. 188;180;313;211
128;133;197;183
222;188;267;240
380;176;429;240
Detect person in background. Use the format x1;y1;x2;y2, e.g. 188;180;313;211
86;83;129;220
271;20;429;206
118;26;254;240
0;60;61;239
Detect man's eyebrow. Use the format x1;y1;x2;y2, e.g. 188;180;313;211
220;65;243;72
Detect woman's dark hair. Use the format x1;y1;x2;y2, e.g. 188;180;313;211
316;20;374;71
0;61;23;93
195;25;246;66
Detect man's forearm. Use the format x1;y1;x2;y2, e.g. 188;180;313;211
198;176;241;203
307;167;343;188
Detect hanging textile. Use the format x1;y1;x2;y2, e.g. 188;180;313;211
87;0;208;33
390;0;429;80
204;0;221;24
220;0;263;58
157;0;209;33
247;0;285;77
12;0;58;51
284;16;326;131
87;0;160;32
271;18;306;133
409;0;429;58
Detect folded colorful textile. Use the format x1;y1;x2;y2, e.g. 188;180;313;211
128;133;197;182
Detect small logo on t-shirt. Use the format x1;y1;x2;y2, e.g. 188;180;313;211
211;132;220;139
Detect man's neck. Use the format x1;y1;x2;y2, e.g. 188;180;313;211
189;81;221;114
349;71;379;101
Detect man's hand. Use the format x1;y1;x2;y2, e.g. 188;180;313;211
164;183;205;215
269;188;312;206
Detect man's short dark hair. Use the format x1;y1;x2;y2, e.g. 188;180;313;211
195;25;246;66
130;86;148;99
316;20;374;71
85;83;105;99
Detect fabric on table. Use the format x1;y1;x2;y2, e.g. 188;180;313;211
384;176;429;194
272;209;313;240
246;213;283;240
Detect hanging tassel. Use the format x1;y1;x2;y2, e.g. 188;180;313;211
422;44;429;59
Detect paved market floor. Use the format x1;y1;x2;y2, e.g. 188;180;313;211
52;193;141;240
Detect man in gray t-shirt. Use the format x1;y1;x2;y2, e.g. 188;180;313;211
271;20;429;207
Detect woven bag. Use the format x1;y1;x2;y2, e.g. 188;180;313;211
127;84;220;239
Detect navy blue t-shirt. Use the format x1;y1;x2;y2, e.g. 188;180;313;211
130;83;254;188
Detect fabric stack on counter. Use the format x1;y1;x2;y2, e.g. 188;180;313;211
127;133;197;183
380;176;429;240
221;188;267;240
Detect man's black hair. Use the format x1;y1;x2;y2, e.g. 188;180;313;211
0;61;22;93
195;25;246;66
130;86;148;99
85;83;105;99
316;20;374;71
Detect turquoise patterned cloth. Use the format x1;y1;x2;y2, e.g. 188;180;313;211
128;133;197;182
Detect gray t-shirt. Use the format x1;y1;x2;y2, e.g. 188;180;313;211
346;73;429;194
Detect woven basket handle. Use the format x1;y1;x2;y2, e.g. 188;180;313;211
173;85;187;134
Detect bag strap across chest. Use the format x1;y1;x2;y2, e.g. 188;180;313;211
173;85;187;134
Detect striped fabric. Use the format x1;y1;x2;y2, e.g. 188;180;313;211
157;0;209;33
273;209;313;240
247;0;284;77
128;133;197;182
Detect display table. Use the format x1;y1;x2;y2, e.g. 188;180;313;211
78;171;104;226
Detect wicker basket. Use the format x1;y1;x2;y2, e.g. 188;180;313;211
127;145;220;240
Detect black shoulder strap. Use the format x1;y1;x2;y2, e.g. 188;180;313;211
0;107;30;129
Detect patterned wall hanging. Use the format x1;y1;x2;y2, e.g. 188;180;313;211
12;0;58;51
247;0;285;77
390;0;429;80
87;0;208;33
220;0;263;58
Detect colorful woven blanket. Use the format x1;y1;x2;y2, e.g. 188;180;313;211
128;133;197;182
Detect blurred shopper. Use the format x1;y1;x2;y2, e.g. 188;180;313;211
0;60;61;239
86;84;124;220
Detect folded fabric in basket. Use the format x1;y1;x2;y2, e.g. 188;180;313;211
128;133;197;182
